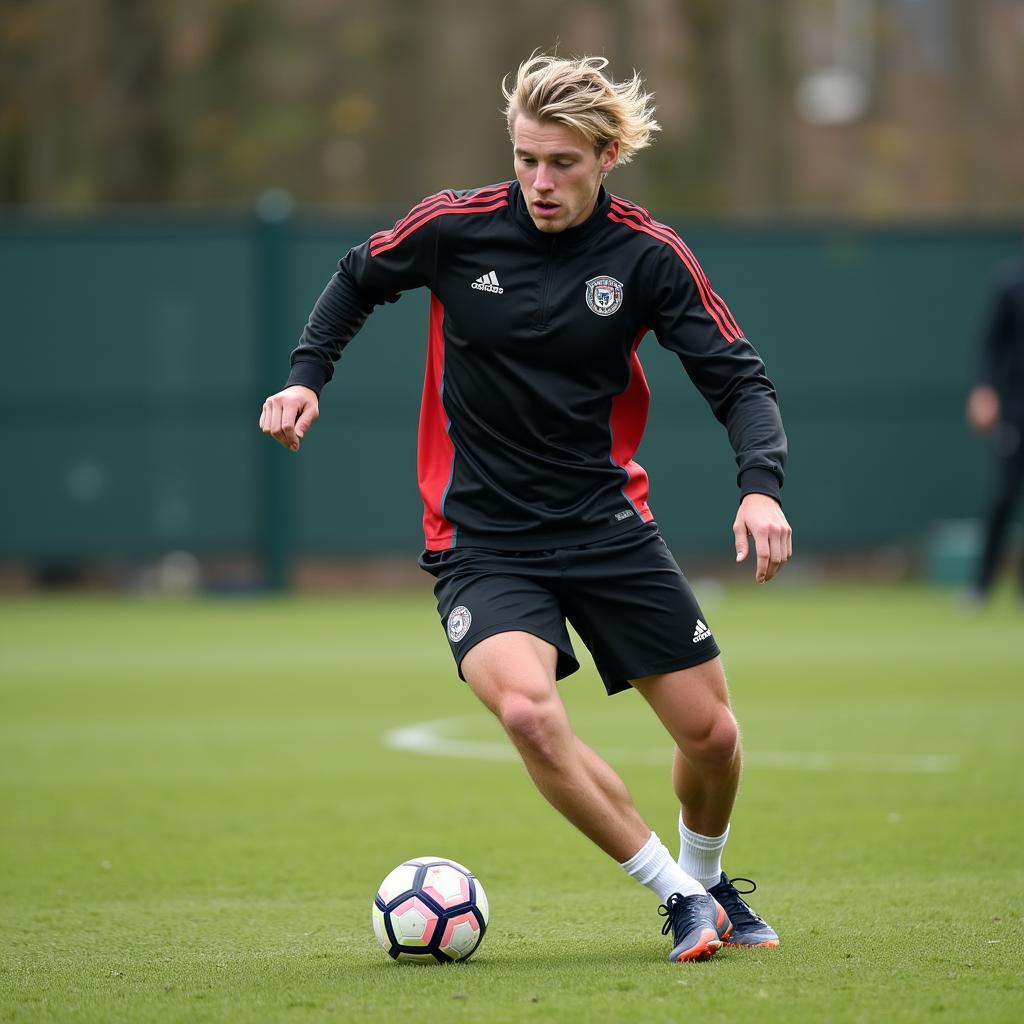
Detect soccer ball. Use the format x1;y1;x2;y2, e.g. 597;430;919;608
372;856;489;963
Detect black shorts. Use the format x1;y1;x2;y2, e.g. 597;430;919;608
418;522;721;696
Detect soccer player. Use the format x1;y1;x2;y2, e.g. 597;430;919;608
966;249;1024;601
260;54;792;963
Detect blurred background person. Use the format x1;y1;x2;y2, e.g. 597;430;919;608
966;247;1024;603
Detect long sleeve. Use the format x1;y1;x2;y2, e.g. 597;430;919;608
976;278;1013;393
648;243;787;502
286;196;440;394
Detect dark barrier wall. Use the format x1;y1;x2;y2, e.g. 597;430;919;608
2;213;1020;569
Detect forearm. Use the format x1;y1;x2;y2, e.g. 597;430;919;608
725;389;787;501
693;347;787;499
976;287;1012;389
287;263;374;394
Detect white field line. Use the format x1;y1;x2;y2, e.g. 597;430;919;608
385;717;958;774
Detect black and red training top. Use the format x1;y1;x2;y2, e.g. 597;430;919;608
287;181;787;551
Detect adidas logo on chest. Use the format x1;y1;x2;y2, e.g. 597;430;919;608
471;270;504;294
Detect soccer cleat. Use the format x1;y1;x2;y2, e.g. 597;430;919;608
707;873;779;947
712;896;734;943
658;892;727;962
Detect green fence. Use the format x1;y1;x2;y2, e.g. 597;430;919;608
2;210;1020;579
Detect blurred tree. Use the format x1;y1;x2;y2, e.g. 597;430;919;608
950;0;993;209
0;0;1021;216
0;0;62;203
731;0;795;214
96;0;171;201
658;0;732;211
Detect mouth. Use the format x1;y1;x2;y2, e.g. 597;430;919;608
532;199;560;218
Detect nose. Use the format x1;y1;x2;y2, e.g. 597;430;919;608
534;163;554;193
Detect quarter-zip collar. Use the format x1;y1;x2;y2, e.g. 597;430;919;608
508;180;612;252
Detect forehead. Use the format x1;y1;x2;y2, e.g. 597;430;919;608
512;114;592;155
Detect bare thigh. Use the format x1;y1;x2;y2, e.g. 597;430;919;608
631;656;737;756
460;630;561;714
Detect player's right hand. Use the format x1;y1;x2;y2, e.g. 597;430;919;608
259;384;319;452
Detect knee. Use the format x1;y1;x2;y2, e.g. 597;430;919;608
686;707;740;767
496;693;565;767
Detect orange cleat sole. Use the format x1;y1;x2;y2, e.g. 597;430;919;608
672;928;723;962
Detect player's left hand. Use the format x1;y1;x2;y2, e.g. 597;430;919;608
733;493;792;584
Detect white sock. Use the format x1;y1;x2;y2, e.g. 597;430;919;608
678;813;729;890
620;831;705;903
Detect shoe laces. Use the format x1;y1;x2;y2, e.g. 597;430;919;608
658;892;706;940
712;875;767;927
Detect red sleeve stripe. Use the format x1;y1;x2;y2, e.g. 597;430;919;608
609;209;741;343
369;186;510;257
369;184;507;246
665;233;742;341
370;196;509;257
610;197;743;341
368;193;452;247
609;199;742;342
609;195;653;223
368;193;452;249
369;188;482;247
609;199;743;343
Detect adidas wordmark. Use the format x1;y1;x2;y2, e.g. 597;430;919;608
692;619;712;643
471;270;504;294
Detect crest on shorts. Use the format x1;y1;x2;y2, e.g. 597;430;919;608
447;605;472;643
585;275;624;316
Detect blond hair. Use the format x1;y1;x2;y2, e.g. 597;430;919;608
502;53;660;166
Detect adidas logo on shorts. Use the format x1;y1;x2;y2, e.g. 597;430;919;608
692;619;712;643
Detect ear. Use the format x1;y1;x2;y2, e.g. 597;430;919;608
600;140;620;173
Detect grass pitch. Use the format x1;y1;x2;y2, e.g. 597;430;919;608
1;583;1022;1022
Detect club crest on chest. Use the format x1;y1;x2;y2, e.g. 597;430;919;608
585;276;624;316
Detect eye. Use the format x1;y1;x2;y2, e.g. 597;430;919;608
556;160;575;168
519;157;536;166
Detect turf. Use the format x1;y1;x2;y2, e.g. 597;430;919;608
1;583;1022;1022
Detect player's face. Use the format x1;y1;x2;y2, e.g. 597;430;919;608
512;114;619;234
